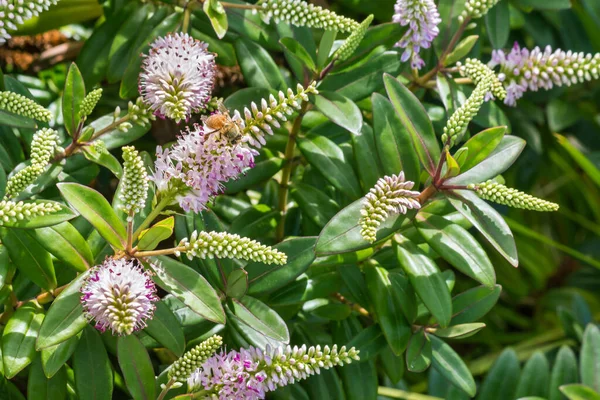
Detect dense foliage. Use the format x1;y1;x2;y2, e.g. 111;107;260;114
0;0;599;399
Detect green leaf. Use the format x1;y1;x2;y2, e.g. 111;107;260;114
340;22;407;66
41;334;80;379
203;0;228;39
311;91;363;135
517;0;571;9
346;324;387;361
234;38;286;91
415;212;495;287
447;135;525;185
352;123;383;191
486;0;510;49
429;335;476;396
406;331;431;372
149;256;225;324
315;198;409;256
225;155;283;194
389;272;418;323
447;190;518;266
555;134;600;189
36;272;89;350
27;356;67;400
58;183;127;250
434;323;486;339
581;324;600;392
144;301;185;357
478;349;521;400
117;335;156;400
82;146;123;178
365;265;411;355
137;216;174;251
72;326;113;400
228;296;289;343
280;37;316;72
445;35;479;66
226;269;248;299
33;222;93;272
317;30;337;68
383;73;440;175
297;134;362;199
394;235;452;328
2;302;44;378
291;184;339;228
372;93;420;183
0;200;76;229
0;228;57;290
0;110;37;129
247;237;316;295
516;352;550;399
549;346;579;400
560;385;600;400
451;285;502;325
458;126;506;171
230;205;279;239
62;63;86;136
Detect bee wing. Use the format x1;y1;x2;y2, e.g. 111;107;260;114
217;101;230;116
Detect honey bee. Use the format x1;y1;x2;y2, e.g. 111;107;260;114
203;101;244;145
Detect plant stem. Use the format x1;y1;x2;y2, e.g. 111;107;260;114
90;114;131;141
126;214;134;253
275;101;309;242
332;293;370;318
417;185;437;205
157;378;176;400
219;1;260;9
182;8;191;33
378;386;444;400
134;247;184;258
132;195;172;240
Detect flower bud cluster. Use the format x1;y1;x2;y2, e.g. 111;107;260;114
176;230;287;265
120;146;149;219
238;82;318;147
359;172;421;243
0;0;60;44
469;180;559;211
79;88;103;120
460;0;500;21
168;335;223;382
0;91;52;122
256;0;358;33
334;15;373;62
0;200;61;224
458;58;506;101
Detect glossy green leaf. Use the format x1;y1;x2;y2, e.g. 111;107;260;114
234;38;286;91
33;222;93;272
41;334;80;379
516;352;550;399
229;296;289;343
73;326;113;400
0;200;76;229
2;302;44;378
445;35;479;66
0;110;37;129
311;91;363;135
137;216;174;251
0;228;57;290
415;212;495;287
365;265;411;355
555;134;600;189
230;205;279;239
226;269;248;299
549;346;579;400
81;146;123;178
149;256;225;324
372;93;420;183
224;156;283;194
430;335;476;396
434;323;486;339
247;236;316;295
477;349;520;400
144;301;185;357
37;272;89;350
451;285;502;325
458;126;506;171
297;134;362;199
62;63;85;136
560;385;600;400
447;190;518;267
280;37;316;72
486;0;510;49
317;30;336;68
383;73;440;175
518;0;571;9
352;123;384;191
117;335;155;400
388;272;418;323
27;356;67;400
346;324;387;361
581;324;600;392
203;0;228;39
58;183;127;250
394;235;452;328
406;331;432;372
291;184;339;228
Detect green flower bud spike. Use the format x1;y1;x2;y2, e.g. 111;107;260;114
176;231;288;265
334;15;373;62
0;200;61;225
79;88;103;120
0;91;52;122
469;180;559;211
256;0;359;33
4;128;58;200
457;58;506;101
460;0;501;21
120;146;149;220
359;172;421;243
168;335;223;382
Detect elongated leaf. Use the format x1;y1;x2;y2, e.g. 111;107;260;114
73;326;113;400
149;256;225;324
415;212;495;287
581;324;600;392
434;323;486;339
33;222;93;272
365;265;411;355
117;335;155;400
37;272;89;350
144;301;185;357
58;183;127;250
2;302;44;378
203;0;228;39
447;190;518;267
459;126;506;171
297;134;362;199
82;146;123;178
406;331;431;372
430;335;476;396
372;93;420;183
235;38;286;91
27;356;67;400
549;346;579;400
138;216;174;251
352;123;383;191
383;74;440;174
451;285;502;325
486;0;510;49
229;296;289;343
0;110;36;129
516;352;550;398
478;349;520;400
280;37;316;72
41;334;80;379
62;63;85;136
291;184;339;228
0;228;57;290
311;91;363;135
560;384;600;400
394;235;452;327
